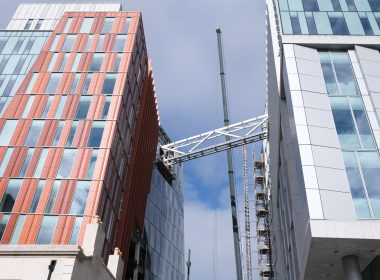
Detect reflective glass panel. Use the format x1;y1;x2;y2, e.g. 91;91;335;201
45;73;61;93
56;149;77;178
19;148;35;177
0;120;17;145
24;120;44;146
66;121;78;147
113;35;126;52
0;179;22;212
102;17;115;33
62;35;75;52
70;216;83;244
0;148;13;176
45;181;60;213
36;215;58;244
75;96;91;119
88;121;105;147
80;17;94;33
0;214;10;241
63;17;73;33
10;215;25;244
34;149;49;177
102;74;116;94
90;53;103;71
70;181;91;215
52;121;64;146
29;180;45;213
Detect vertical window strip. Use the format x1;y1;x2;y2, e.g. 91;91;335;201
33;149;49;177
0;214;10;241
22;95;35;118
0;179;23;212
29;180;45;213
41;96;53;118
24;121;44;147
70;216;83;244
48;53;59;72
54;96;67;118
0;148;13;176
45;181;60;213
19;148;35;177
36;215;58;244
63;17;73;33
71;53;82;72
80;17;94;33
10;215;25;244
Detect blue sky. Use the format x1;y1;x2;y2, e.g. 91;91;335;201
1;1;267;278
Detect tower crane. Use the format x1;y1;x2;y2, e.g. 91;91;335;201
156;29;268;280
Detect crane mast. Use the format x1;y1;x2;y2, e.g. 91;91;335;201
216;28;243;280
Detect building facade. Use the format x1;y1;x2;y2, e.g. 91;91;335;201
266;0;380;279
0;3;161;279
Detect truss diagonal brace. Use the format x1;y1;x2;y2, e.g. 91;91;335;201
160;115;268;166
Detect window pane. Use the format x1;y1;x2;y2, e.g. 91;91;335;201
24;19;32;30
29;180;45;213
84;35;93;51
52;121;64;146
10;215;25;244
87;149;98;179
59;53;69;72
0;214;10;241
45;181;60;213
35;20;43;30
55;96;67;118
346;0;357;11
45;73;61;93
70;74;81;94
36;215;58;244
290;14;302;34
90;53;103;71
0;120;17;145
70;216;83;244
302;0;319;11
34;149;49;177
66;121;78;147
0;148;14;176
306;15;318;34
114;53;122;72
123;18;131;33
75;96;91;119
331;52;359;95
320;52;339;94
22;95;35;118
71;53;81;72
41;96;53;118
88;121;105;147
50;35;60;51
329;14;349;35
80;17;94;33
332;0;342;11
62;35;76;52
70;181;91;214
24;120;44;146
26;73;37;93
82;74;92;95
48;53;58;72
343;152;371;218
102;17;115;33
102;74;116;94
96;35;105;52
350;97;376;148
0;179;22;212
19;148;35;177
57;149;77;178
360;16;374;35
357;152;380;218
330;97;360;148
113;35;126;52
63;17;73;33
369;0;380;12
101;96;111;119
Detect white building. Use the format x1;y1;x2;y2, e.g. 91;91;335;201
266;0;380;279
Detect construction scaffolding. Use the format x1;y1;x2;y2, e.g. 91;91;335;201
254;155;272;279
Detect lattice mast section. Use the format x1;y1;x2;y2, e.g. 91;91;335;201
242;145;253;280
254;155;273;279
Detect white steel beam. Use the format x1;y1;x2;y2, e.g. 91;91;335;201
160;115;268;165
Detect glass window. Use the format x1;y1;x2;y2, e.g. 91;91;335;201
101;96;111;119
71;53;81;72
123;17;132;33
80;17;94;33
290;14;302;34
46;181;60;213
66;121;78;147
88;121;105;147
84;35;93;51
82;74;92;95
0;148;13;176
357;152;380;218
306;14;318;34
26;73;37;93
0;179;22;212
57;149;77;178
302;0;319;11
54;96;67;118
19;148;35;177
70;216;83;244
13;38;24;54
10;215;25;244
45;73;61;93
346;0;357;11
113;35;126;52
96;35;105;52
332;0;342;11
70;181;91;214
102;17;115;33
24;37;36;54
102;74;116;94
24;120;44;146
360;16;374;35
50;35;60;51
35;19;43;30
59;53;69;72
0;120;17;145
29;180;45;213
62;35;76;52
114;53;122;72
34;149;49;177
22;95;35;118
70;74;81;94
351;98;376;148
63;17;73;33
0;214;10;241
75;96;91;119
87;149;98;179
42;96;53;118
48;53;59;72
90;53;104;71
24;19;33;30
36;215;58;244
52;121;64;146
369;0;380;12
329;14;349;35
